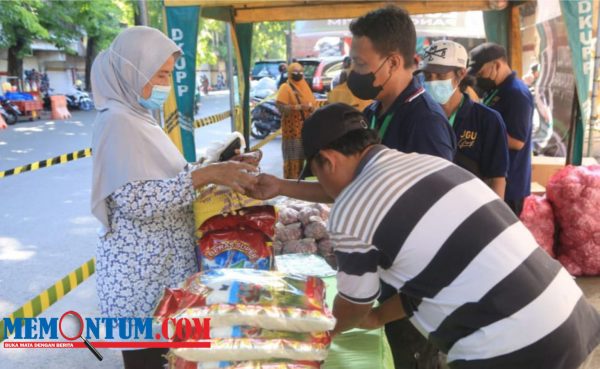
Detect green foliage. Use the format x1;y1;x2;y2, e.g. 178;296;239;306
0;0;49;58
74;0;123;50
197;18;227;66
251;22;289;63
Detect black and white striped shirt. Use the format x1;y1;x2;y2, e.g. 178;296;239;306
329;145;600;369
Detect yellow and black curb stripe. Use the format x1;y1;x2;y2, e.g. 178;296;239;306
194;110;232;129
251;128;282;151
0;258;96;341
0;148;93;179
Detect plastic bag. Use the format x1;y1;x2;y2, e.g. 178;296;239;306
168;354;321;369
186;269;327;311
546;165;600;275
199;230;273;271
278;207;300;225
172;337;329;362
298;208;321;226
275;223;303;242
283;239;317;255
304;217;328;240
194;185;264;236
519;195;555;257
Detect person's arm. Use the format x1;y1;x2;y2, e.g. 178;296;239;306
489;177;506;199
332;295;374;335
358;294;407;330
502;91;534;151
247;173;333;203
330;233;381;336
507;135;525;151
112;162;257;219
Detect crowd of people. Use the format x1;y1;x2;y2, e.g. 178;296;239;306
88;5;599;369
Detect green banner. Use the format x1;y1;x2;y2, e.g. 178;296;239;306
560;0;596;164
165;6;200;162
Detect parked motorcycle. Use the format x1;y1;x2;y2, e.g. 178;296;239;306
0;97;21;125
66;90;94;111
0;105;17;126
250;98;281;139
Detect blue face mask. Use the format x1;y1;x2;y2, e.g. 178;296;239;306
138;84;171;110
423;79;456;105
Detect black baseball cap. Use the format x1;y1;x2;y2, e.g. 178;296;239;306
298;103;369;181
467;42;507;75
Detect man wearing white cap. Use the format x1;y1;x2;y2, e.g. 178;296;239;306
417;40;510;199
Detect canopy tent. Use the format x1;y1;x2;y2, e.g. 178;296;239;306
162;0;595;166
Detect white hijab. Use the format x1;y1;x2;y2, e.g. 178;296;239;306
91;26;187;231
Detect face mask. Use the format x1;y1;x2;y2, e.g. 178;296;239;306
476;77;496;92
291;73;303;82
424;79;456;105
347;57;390;100
138;84;171;110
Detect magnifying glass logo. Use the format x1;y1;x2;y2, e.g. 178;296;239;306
59;311;103;361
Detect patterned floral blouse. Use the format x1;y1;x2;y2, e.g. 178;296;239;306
96;167;198;318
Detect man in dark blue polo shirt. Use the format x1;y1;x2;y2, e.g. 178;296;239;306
468;43;534;215
347;6;456;161
418;40;509;198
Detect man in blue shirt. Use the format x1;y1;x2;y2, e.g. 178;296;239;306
347;6;456;161
418;40;509;198
468;43;534;215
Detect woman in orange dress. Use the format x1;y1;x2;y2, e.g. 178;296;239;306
276;62;316;179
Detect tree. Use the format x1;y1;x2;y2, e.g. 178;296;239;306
251;22;289;64
197;19;227;66
71;1;123;91
0;0;49;80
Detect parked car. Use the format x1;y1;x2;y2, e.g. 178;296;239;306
251;60;286;81
298;56;345;93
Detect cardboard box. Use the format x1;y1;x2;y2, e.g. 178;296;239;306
531;156;598;187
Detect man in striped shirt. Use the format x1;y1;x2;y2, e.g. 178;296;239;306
248;103;600;369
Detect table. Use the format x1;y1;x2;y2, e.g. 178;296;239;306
322;277;395;369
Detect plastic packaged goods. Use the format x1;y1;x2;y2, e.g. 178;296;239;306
187;269;327;311
198;229;273;271
168;352;321;369
172;337;329;362
199;206;277;239
153;269;335;332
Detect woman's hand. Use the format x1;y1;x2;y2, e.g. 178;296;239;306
245;174;282;200
192;161;258;194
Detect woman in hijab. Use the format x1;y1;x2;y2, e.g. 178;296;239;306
275;62;316;179
91;26;257;368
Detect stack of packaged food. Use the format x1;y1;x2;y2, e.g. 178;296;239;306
153;269;336;369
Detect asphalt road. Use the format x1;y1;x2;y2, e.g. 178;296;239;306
0;91;283;368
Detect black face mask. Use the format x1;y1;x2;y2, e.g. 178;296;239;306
476;77;496;93
347;57;390;100
291;73;303;82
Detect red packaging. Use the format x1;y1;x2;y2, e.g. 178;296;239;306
200;206;277;239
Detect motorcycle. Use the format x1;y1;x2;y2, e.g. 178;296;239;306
66;89;94;111
250;98;281;139
0;97;21;125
